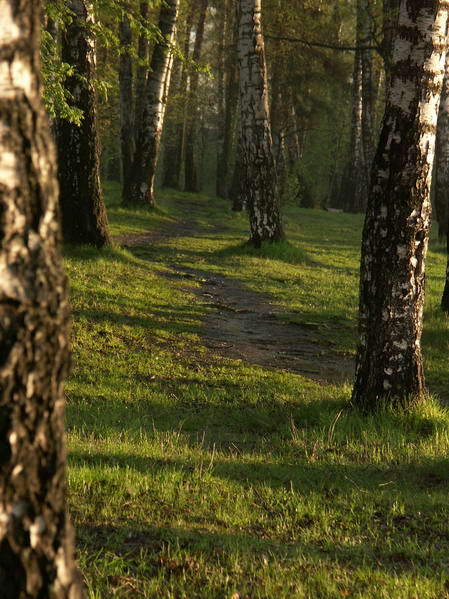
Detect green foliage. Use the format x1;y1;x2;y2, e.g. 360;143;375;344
65;184;449;597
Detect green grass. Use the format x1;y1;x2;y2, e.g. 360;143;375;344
65;182;449;598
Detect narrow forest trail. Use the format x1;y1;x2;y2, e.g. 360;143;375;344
115;197;354;385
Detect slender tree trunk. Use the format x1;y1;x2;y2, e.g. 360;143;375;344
229;138;245;212
434;53;449;241
119;6;135;189
125;0;179;206
359;0;375;178
57;0;111;247
342;49;367;213
165;6;195;190
352;1;448;409
238;0;284;246
223;0;240;201
134;1;150;141
184;0;208;193
215;0;228;198
161;56;182;187
0;1;82;595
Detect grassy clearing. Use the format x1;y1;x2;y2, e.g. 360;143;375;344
65;183;449;598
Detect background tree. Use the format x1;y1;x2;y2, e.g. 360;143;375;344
351;1;448;409
0;0;82;595
124;0;179;206
238;0;284;246
57;0;111;247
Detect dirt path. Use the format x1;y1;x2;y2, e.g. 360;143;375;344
116;204;354;385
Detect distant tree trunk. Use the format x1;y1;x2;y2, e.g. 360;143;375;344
215;1;227;198
161;56;182;188
57;0;111;247
0;1;82;596
119;6;135;189
434;53;449;241
238;0;284;246
184;0;209;193
162;7;195;189
359;0;375;178
134;1;150;139
270;63;289;201
223;0;240;201
342;50;367;213
229;139;245;212
125;0;179;206
352;1;448;410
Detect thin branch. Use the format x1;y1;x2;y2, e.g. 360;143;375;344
265;33;380;54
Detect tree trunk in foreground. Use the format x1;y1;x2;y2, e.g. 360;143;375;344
57;0;110;247
434;52;449;241
238;0;284;246
0;1;82;596
125;0;179;206
352;1;448;410
134;1;150;141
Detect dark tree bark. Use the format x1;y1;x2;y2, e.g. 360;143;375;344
119;5;135;189
124;0;179;206
57;0;111;247
229;138;245;212
184;0;209;193
0;1;83;596
352;1;448;409
238;0;284;246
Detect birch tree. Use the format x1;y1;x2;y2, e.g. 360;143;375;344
238;0;284;246
0;0;82;594
352;1;448;409
124;0;179;206
57;0;111;247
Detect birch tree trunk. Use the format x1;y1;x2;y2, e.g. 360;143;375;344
184;0;208;194
57;0;111;247
434;52;449;241
352;1;448;409
125;0;179;207
0;0;82;595
238;0;284;246
119;6;134;188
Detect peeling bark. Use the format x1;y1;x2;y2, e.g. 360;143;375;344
238;0;284;246
125;0;179;207
57;0;111;247
352;1;448;409
0;0;82;595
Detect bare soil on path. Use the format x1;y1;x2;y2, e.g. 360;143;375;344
115;201;354;385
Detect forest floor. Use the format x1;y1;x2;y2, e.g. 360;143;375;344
65;184;449;599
